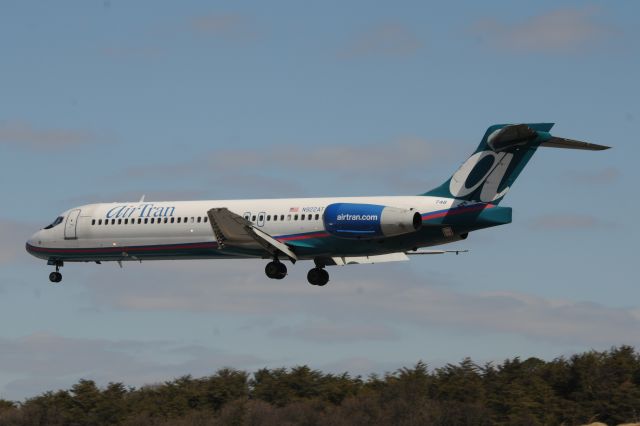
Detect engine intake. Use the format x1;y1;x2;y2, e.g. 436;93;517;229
323;203;421;239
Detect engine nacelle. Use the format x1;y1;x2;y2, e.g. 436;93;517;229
323;203;421;239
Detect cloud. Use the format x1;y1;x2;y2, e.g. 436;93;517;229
81;261;640;348
338;23;424;59
0;332;264;401
528;214;606;231
116;137;451;196
0;121;98;150
0;219;38;265
101;45;164;59
61;190;212;207
189;14;257;41
471;7;613;53
564;167;620;185
269;321;399;343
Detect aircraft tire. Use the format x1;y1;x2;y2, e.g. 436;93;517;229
49;272;62;283
307;268;329;286
266;261;287;280
276;262;287;279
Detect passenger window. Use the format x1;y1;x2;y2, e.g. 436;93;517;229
144;218;148;224
92;219;95;225
164;217;168;223
111;219;116;225
98;219;102;225
177;217;181;223
315;214;319;220
204;217;208;223
308;214;312;220
138;218;142;224
300;215;304;221
171;217;175;223
251;215;256;222
151;218;155;224
124;219;128;224
267;215;271;221
294;214;298;220
281;215;285;221
287;214;291;221
197;217;201;223
190;217;194;223
273;215;277;222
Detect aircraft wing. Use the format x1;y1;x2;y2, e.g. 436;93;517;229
206;208;298;262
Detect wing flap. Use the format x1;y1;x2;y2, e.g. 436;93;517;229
207;208;297;261
246;226;298;262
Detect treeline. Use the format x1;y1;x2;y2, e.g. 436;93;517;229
1;346;640;425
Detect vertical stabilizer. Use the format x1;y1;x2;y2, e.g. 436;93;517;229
423;123;555;204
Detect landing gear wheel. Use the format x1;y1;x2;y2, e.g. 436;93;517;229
48;261;63;283
307;268;329;286
265;261;287;280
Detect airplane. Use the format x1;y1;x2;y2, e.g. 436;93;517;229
26;123;609;286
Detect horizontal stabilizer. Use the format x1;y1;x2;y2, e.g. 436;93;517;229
540;137;610;151
329;252;409;266
406;250;469;255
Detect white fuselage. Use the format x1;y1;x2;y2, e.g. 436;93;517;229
26;196;459;263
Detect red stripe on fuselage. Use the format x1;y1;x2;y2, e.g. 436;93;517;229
277;232;331;242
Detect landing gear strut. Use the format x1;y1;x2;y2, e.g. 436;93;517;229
48;260;63;283
307;267;329;286
265;260;287;280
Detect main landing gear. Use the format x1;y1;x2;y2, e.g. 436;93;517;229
307;267;329;286
48;260;63;283
264;259;330;286
265;260;287;280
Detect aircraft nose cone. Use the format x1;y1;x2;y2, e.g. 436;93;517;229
26;231;41;254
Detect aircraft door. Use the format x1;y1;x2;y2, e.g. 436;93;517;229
64;209;81;239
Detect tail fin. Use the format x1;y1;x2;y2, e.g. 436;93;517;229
423;123;610;204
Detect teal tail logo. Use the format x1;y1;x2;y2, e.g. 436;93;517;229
424;123;609;204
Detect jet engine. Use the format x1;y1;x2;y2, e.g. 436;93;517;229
323;203;421;239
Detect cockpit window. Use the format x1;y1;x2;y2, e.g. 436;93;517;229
44;216;64;230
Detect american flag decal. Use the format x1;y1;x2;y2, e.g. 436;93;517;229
289;207;299;212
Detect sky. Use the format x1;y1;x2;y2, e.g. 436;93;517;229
0;0;638;401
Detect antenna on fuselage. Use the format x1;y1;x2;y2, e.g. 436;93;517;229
139;194;146;202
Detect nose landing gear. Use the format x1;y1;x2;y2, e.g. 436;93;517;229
48;260;63;283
